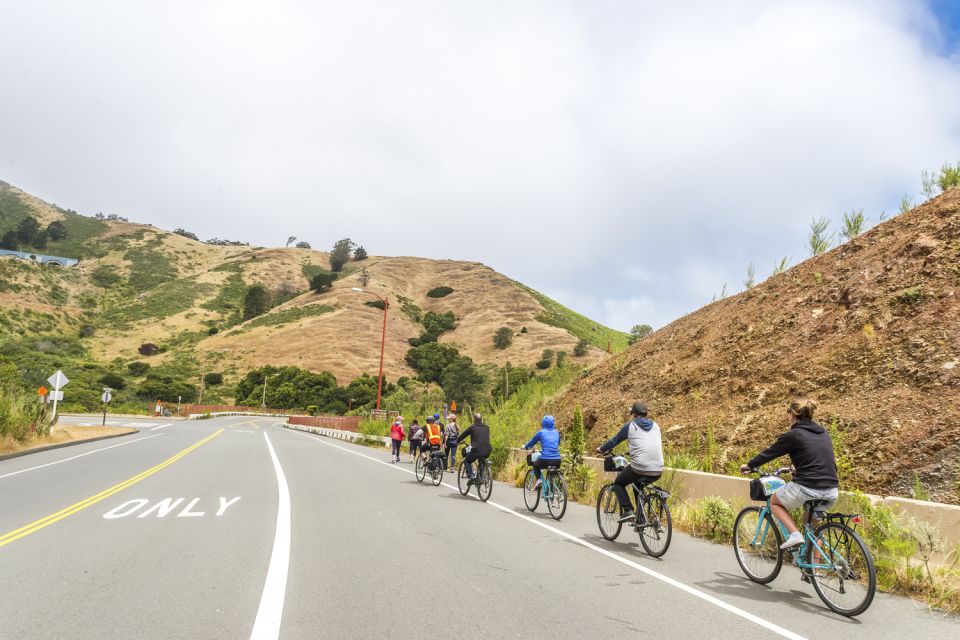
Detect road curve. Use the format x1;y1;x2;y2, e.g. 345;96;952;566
0;416;956;639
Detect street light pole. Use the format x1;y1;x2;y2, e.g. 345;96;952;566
352;287;389;411
262;373;277;408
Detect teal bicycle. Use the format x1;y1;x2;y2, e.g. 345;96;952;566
733;467;876;617
522;452;567;520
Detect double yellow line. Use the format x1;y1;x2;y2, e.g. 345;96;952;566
0;429;224;549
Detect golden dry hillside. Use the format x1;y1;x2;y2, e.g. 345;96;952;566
0;180;625;391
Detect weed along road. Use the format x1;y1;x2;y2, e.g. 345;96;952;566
0;417;956;640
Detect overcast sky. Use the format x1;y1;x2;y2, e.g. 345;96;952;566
2;1;959;330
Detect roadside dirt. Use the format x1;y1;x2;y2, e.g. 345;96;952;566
0;427;137;457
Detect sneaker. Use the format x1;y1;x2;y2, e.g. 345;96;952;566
617;510;636;524
466;478;475;487
780;532;804;550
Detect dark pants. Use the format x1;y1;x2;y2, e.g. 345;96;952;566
409;439;421;455
532;457;562;479
391;439;402;458
463;450;489;478
612;466;661;512
444;444;457;469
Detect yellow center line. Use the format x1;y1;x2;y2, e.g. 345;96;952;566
0;429;224;549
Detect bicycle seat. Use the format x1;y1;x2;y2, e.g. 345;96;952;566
804;499;831;518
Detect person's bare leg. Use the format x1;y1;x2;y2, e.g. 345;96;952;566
770;494;798;534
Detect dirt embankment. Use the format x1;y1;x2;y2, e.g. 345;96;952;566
554;190;960;502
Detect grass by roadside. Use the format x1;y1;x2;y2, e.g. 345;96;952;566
0;426;136;457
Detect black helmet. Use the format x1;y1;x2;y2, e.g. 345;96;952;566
631;401;648;416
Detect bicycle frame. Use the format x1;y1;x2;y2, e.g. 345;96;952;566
753;500;837;572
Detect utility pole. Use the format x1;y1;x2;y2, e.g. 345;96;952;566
351;287;389;410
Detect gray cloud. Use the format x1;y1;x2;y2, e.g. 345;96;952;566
2;1;959;330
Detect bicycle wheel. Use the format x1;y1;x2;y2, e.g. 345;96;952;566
546;472;567;520
733;506;783;584
431;458;444;486
476;462;493;502
638;493;671;557
523;469;540;512
596;484;622;541
456;461;469;496
415;453;426;483
808;522;876;617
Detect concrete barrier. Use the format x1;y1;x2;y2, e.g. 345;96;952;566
284;422;390;447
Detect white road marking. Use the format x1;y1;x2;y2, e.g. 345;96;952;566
217;496;242;515
103;499;150;519
150;423;174;431
138;498;185;518
177;498;205;517
0;433;165;481
286;428;808;640
250;432;291;640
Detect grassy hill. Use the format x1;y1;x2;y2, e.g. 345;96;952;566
0;180;626;409
551;189;960;503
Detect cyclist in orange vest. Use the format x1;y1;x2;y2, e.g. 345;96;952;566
425;417;444;448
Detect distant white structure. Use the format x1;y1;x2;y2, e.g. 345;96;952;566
0;249;79;267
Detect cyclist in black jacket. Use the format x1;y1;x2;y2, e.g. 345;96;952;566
457;413;492;485
741;398;839;550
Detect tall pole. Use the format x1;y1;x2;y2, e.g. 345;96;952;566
376;298;388;410
262;375;270;408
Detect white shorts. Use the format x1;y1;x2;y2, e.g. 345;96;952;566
774;482;839;511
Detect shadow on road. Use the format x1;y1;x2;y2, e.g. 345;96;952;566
694;571;863;625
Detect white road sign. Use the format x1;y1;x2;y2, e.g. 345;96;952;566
49;390;64;401
47;370;69;390
101;391;113;403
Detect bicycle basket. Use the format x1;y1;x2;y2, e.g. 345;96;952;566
749;476;785;501
603;455;627;472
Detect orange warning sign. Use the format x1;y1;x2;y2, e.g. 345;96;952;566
38;386;48;396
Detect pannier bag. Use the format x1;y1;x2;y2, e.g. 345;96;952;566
750;475;786;501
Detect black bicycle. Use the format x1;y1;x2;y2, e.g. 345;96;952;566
456;446;492;502
596;456;672;557
415;445;444;487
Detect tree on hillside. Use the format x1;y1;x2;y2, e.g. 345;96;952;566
573;338;589;357
628;324;652;345
330;238;355;272
492;327;513;349
359;267;370;286
99;372;126;390
203;372;223;386
295;241;311;249
309;272;337;293
243;284;272;320
127;361;151;376
840;209;866;241
46;220;67;241
440;356;486;406
285;236;297;248
405;342;461;383
354;246;368;260
173;228;199;241
0;230;17;250
15;217;40;245
808;217;833;256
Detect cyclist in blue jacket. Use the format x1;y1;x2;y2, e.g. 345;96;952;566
521;415;562;490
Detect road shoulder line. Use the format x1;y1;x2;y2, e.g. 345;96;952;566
0;429;141;463
0;433;165;480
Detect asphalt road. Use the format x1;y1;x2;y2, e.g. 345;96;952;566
1;415;957;639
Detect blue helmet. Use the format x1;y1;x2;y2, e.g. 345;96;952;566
433;413;441;420
541;415;555;429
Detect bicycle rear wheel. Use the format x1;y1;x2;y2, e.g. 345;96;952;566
431;458;443;486
415;453;426;483
639;493;671;557
809;522;876;617
546;472;567;520
476;462;493;502
456;461;469;496
596;484;622;541
733;506;783;584
523;469;540;511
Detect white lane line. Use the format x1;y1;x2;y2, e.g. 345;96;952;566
0;433;166;481
150;423;174;431
250;432;291;640
285;428;807;640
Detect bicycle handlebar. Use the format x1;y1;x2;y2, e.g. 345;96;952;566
741;466;793;476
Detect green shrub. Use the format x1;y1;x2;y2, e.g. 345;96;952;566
426;286;453;298
691;496;736;543
127;361;151;376
365;299;385;310
492;327;513;349
309;272;336;293
99;372;126;390
243;284;272;320
329;238;355;272
573;339;588;356
203;372;224;386
535;358;551;370
91;265;123;288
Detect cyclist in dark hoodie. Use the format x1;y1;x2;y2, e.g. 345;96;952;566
596;402;664;524
740;398;839;550
457;413;492;485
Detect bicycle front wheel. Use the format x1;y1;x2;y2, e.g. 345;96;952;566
809;522;876;617
596;484;622;541
456;461;469;496
477;463;493;502
639;493;671;557
733;506;783;584
415;453;426;483
523;469;540;512
546;472;567;520
431;460;443;486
